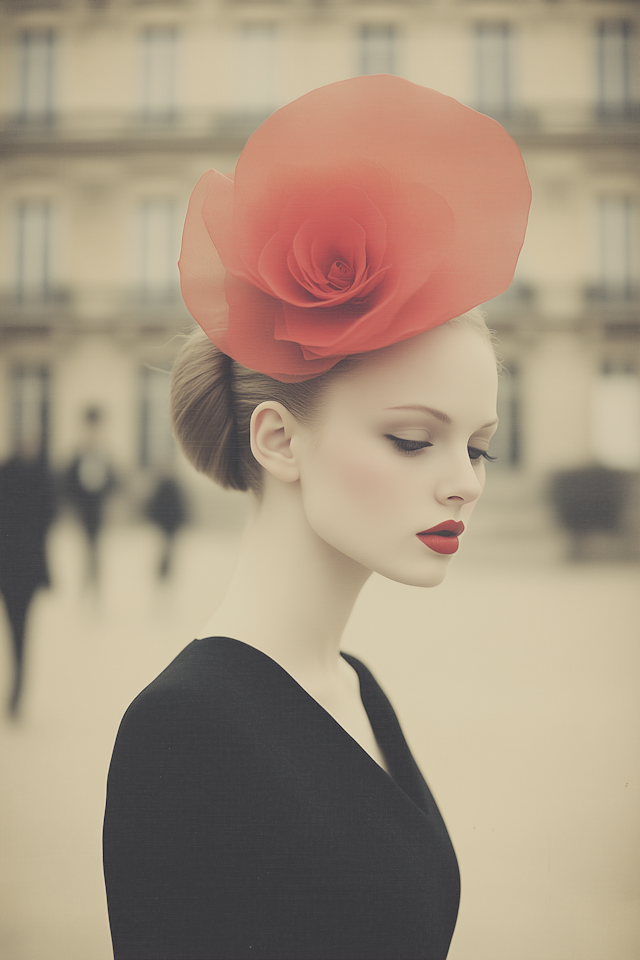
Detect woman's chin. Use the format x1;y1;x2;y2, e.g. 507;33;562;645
377;555;453;589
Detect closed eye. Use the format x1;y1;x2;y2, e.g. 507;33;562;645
468;446;496;462
385;435;433;456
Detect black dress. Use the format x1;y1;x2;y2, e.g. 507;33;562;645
103;637;460;960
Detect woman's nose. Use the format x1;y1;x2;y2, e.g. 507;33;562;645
434;452;484;506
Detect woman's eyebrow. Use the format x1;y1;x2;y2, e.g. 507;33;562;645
385;404;452;423
385;405;498;430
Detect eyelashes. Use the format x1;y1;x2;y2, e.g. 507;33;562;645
385;435;433;455
468;446;497;462
385;435;496;462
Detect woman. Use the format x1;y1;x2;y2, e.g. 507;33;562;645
103;75;530;960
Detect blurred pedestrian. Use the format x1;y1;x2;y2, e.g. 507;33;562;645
65;406;115;588
549;465;631;561
0;442;56;717
144;467;188;578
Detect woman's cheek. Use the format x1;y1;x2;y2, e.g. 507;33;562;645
321;441;399;509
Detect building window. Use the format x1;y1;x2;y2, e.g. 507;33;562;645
238;24;279;114
140;367;174;468
597;21;632;117
595;197;638;300
137;199;179;301
591;362;640;470
15;201;53;301
10;366;50;460
140;27;177;120
16;30;56;123
475;23;511;118
358;25;397;77
492;363;521;468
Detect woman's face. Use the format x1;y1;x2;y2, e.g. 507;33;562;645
294;322;499;588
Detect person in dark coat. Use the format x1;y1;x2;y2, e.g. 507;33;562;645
65;406;115;588
144;469;188;578
0;445;56;717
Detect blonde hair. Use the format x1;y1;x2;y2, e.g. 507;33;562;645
170;308;493;493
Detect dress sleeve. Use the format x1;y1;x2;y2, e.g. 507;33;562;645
102;682;245;960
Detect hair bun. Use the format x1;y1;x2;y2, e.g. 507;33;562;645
171;331;246;490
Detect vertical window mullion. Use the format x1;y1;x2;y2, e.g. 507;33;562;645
15;201;52;301
359;25;396;77
591;367;640;470
476;23;511;118
492;364;521;468
623;198;632;294
138;199;178;300
140;367;150;467
141;30;151;116
598;197;637;299
239;24;278;114
46;30;55;117
140;367;173;468
17;30;56;121
18;34;30;118
141;28;177;120
11;366;49;459
16;203;26;298
42;203;51;296
42;30;54;118
598;21;631;115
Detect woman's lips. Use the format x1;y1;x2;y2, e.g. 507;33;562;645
416;520;465;556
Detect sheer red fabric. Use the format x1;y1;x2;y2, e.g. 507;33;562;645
179;75;531;382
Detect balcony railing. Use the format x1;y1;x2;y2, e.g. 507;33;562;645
2;0;65;8
0;109;275;153
0;288;73;327
0;286;191;329
1;101;638;154
483;282;537;320
584;285;640;326
585;284;640;304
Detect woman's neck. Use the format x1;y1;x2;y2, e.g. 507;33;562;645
197;478;372;684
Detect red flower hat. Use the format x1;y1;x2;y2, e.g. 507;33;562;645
179;75;531;382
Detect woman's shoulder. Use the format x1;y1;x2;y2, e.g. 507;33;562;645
109;638;274;795
134;636;239;693
115;638;262;745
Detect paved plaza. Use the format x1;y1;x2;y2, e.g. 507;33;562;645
1;519;639;960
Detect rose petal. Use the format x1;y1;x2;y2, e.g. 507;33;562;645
222;275;337;382
310;186;387;276
288;214;368;300
327;261;355;286
307;222;365;287
275;181;455;355
180;169;234;338
273;268;398;347
257;185;387;304
292;216;365;294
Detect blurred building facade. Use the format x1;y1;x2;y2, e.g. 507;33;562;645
0;0;638;550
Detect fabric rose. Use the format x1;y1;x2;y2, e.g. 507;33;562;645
179;75;531;382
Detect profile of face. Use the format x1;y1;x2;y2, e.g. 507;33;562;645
290;322;499;588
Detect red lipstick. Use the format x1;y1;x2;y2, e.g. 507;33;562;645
416;520;465;555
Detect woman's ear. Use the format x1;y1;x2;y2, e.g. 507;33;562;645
250;401;301;483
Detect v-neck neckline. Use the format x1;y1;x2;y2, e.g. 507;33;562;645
194;636;432;821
